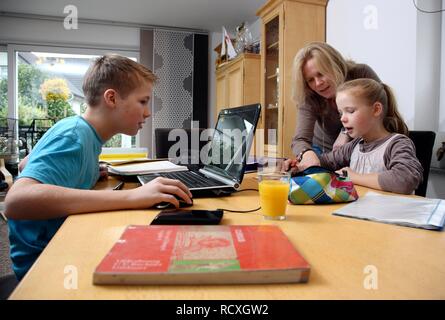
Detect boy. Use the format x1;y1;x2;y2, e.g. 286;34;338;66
5;54;192;280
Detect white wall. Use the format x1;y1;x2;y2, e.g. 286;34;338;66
327;0;417;128
415;0;441;131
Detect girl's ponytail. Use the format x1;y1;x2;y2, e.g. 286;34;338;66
381;83;408;135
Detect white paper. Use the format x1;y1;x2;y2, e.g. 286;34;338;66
333;191;445;230
108;160;188;176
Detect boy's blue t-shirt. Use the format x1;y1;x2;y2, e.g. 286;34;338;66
8;116;104;280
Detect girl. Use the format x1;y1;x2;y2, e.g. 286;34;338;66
300;78;423;195
290;42;381;169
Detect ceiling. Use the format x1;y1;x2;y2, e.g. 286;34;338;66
0;0;267;32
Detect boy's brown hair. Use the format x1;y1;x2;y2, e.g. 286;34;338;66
82;54;157;106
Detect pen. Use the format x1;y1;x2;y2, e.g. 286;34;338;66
113;181;125;190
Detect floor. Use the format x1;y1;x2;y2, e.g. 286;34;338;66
0;216;13;278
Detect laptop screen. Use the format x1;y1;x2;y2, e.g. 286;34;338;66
203;104;261;183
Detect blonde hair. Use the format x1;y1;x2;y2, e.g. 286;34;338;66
337;78;408;135
292;42;349;108
82;54;157;106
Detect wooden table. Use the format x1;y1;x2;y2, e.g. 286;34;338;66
9;174;445;299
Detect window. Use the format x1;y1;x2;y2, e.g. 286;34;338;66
0;49;7;119
10;48;138;155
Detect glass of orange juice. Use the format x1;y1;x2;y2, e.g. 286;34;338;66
258;164;290;220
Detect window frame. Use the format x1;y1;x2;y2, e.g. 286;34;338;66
5;44;142;148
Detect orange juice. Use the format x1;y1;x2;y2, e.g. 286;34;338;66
259;180;290;219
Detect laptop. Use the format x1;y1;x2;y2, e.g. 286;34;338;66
138;104;261;195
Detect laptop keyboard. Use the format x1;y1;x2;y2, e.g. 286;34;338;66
139;171;224;189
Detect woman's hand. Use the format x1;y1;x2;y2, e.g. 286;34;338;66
283;151;320;175
298;150;320;171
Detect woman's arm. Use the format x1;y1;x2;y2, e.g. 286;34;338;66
291;104;318;156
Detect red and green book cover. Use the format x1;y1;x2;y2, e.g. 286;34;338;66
93;225;310;285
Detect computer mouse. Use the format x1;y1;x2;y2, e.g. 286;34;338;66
153;197;193;210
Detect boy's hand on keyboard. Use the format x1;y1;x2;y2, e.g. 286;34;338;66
128;177;193;209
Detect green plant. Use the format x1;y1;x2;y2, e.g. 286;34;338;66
0;77;7;115
18;62;47;107
104;134;122;148
17;100;48;126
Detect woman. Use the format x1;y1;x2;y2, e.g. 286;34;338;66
289;42;381;169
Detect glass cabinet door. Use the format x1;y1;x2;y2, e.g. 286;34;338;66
264;16;279;154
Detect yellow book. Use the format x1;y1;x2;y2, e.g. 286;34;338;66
99;148;150;165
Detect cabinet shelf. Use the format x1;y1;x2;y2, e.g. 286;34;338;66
267;41;279;50
267;73;278;80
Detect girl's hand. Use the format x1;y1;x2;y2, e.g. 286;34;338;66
336;167;355;179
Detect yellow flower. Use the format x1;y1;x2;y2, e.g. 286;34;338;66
40;78;71;101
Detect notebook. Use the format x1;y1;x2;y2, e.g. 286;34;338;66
138;104;261;195
333;191;445;230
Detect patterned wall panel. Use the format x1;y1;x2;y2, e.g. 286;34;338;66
152;30;194;136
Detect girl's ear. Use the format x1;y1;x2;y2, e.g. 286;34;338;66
103;89;117;108
373;101;384;117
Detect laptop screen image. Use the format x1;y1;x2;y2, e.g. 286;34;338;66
137;104;261;193
201;104;261;185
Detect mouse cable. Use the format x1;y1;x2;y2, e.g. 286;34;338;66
217;189;261;213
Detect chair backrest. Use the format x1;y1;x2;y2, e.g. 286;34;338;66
408;131;436;197
154;128;207;165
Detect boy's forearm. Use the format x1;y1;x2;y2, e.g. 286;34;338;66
5;179;136;220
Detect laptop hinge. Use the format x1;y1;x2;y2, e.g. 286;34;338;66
198;168;240;190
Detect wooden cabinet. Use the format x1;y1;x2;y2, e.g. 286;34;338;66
257;0;327;158
215;53;261;120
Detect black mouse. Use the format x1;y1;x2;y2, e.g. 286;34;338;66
154;196;193;210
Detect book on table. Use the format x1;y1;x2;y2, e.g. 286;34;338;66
99;147;150;165
108;160;188;176
93;225;310;285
